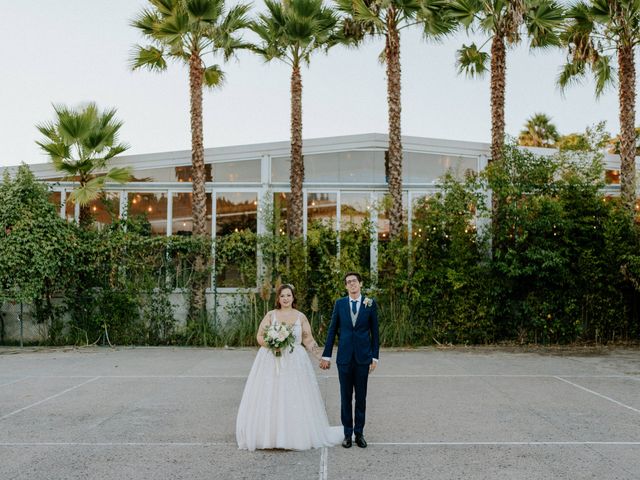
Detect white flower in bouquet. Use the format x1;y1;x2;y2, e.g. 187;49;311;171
263;323;295;357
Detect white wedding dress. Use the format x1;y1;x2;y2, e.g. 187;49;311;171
236;312;343;451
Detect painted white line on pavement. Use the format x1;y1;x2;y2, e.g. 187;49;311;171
0;442;234;447
370;442;640;446
0;441;638;447
0;377;28;387
0;376;100;421
0;374;637;379
554;376;640;415
319;447;328;480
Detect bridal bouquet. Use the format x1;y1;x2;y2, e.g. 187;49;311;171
263;324;295;357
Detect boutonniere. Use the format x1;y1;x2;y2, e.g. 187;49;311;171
363;297;373;308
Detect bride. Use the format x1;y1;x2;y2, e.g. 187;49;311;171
236;284;343;451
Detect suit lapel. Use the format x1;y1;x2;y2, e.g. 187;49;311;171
354;298;365;327
343;297;354;329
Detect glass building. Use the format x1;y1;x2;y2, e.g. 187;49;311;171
11;133;632;289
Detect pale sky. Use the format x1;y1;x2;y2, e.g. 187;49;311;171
0;0;621;168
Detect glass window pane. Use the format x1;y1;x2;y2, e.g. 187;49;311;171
403;153;478;183
272;151;385;184
88;192;120;228
273;192;289;236
172;192;212;236
605;169;620;185
64;192;75;222
215;192;258;288
127;192;168;236
271;157;290;183
376;192;408;241
49;191;61;211
129;160;261;184
212;160;260;183
307;192;337;227
340;193;371;230
130;165;212;183
411;193;433;240
216;192;258;236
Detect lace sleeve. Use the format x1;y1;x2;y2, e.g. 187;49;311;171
305;340;323;360
301;315;322;360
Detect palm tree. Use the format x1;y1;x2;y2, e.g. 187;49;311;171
608;127;640;156
451;0;564;163
251;0;340;238
518;112;560;147
131;0;251;237
336;0;455;240
131;0;251;317
36;103;131;228
558;0;640;212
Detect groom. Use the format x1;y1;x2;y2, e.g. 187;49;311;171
320;272;379;449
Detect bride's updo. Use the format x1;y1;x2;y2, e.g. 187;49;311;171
275;284;297;309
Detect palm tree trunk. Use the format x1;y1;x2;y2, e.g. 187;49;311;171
386;8;403;239
189;52;207;320
618;43;637;213
189;54;207;237
288;63;304;238
78;176;92;229
490;35;506;164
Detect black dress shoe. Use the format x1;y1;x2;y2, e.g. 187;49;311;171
354;434;367;448
342;437;352;448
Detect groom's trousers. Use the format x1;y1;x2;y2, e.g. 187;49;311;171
337;357;369;437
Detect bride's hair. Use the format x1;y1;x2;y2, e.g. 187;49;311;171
275;284;297;309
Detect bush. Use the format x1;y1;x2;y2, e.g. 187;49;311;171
3;155;639;347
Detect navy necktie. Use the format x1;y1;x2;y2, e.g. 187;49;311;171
351;300;357;315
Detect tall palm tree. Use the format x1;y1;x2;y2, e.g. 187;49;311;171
559;0;640;212
251;0;340;238
131;0;251;237
337;0;455;240
36;103;131;228
451;0;564;163
131;0;251;317
518;112;560;147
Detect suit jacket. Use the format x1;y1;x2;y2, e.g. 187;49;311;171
322;296;380;365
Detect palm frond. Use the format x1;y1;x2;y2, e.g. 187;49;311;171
186;0;224;21
203;64;226;88
130;7;162;37
103;143;130;161
130;45;168;71
592;54;615;97
155;10;190;44
557;60;587;92
419;0;458;38
456;43;489;78
70;178;106;206
526;0;564;48
149;0;177;17
447;0;482;29
105;167;133;184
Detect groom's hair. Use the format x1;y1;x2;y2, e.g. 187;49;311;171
344;272;362;283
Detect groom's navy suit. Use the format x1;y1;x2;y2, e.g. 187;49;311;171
322;295;380;437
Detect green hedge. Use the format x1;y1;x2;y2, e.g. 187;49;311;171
2;144;640;346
